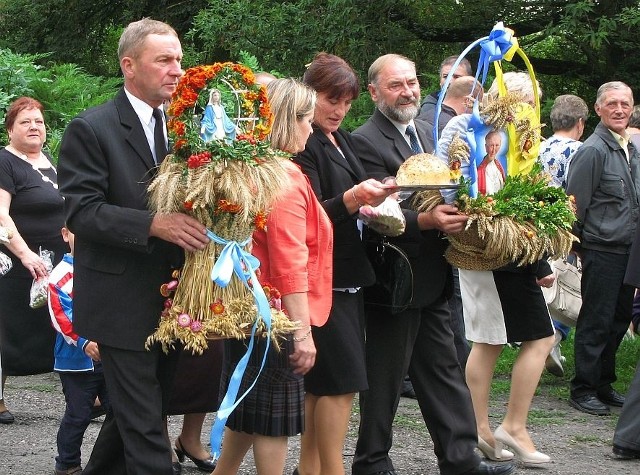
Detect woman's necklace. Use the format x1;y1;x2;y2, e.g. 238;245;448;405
6;145;58;189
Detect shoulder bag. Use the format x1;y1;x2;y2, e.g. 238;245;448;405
542;256;582;327
364;236;413;314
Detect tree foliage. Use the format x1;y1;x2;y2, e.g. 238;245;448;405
0;49;121;159
0;0;208;76
0;0;639;134
187;0;640;132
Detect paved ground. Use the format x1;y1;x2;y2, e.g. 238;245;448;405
0;372;638;474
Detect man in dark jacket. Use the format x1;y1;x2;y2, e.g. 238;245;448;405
566;81;640;416
350;53;515;475
58;19;209;475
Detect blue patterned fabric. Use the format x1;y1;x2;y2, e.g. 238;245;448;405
538;135;582;189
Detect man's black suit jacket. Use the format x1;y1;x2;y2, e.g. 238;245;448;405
58;88;181;351
352;109;451;308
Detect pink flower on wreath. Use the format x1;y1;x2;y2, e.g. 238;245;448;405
270;297;282;311
190;320;203;332
177;313;191;327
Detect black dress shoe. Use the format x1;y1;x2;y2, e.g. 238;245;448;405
598;389;625;407
464;460;516;475
0;409;14;424
172;461;182;475
613;444;640;459
175;437;216;472
400;379;416;399
569;394;610;415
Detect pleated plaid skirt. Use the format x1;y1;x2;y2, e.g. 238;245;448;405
220;336;304;437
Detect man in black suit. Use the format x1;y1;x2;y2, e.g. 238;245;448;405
350;54;515;475
58;19;209;475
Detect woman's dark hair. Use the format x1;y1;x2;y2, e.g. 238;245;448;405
5;97;44;130
303;52;359;100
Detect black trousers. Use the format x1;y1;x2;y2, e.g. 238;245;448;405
571;249;633;398
56;369;109;470
353;297;479;475
83;344;177;475
614;359;640;451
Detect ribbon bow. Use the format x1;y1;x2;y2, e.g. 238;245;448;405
477;22;518;84
208;232;260;286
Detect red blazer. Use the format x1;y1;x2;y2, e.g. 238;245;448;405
252;160;334;327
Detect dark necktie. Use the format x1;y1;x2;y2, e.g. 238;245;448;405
152;108;168;164
405;124;423;154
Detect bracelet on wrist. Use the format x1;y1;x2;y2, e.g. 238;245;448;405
293;327;312;342
351;187;363;208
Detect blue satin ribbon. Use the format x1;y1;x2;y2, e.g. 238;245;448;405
206;229;272;460
477;22;516;85
467;101;494;198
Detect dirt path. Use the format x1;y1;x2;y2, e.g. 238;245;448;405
0;372;637;474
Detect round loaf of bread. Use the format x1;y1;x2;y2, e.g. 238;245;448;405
396;153;452;186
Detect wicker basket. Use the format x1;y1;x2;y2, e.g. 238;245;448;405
445;214;576;271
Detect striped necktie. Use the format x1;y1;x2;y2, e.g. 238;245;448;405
405;124;423;154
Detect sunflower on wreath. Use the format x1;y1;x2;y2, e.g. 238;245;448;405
145;62;299;355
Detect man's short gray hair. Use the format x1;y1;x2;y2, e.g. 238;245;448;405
595;81;633;106
368;54;415;85
439;55;473;76
118;18;178;60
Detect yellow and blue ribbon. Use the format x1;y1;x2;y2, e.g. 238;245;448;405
207;229;272;460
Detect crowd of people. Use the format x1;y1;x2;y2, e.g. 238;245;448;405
1;17;640;475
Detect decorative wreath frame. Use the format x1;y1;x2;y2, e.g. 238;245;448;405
167;62;274;163
146;62;298;354
422;23;578;271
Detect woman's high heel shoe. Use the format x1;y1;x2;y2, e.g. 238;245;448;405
174;437;217;472
494;425;551;466
478;436;514;461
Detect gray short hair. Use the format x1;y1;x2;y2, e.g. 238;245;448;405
550;95;589;132
368;54;415;85
595;81;633;106
118;18;178;60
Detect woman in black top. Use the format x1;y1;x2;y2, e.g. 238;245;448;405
0;97;65;424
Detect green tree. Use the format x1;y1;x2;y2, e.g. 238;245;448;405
0;0;208;76
188;0;640;132
0;49;121;159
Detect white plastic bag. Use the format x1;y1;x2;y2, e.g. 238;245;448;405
29;248;54;309
0;251;11;276
359;197;406;237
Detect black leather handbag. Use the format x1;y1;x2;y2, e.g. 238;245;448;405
364;237;413;314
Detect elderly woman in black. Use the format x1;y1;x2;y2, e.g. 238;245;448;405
0;97;66;424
